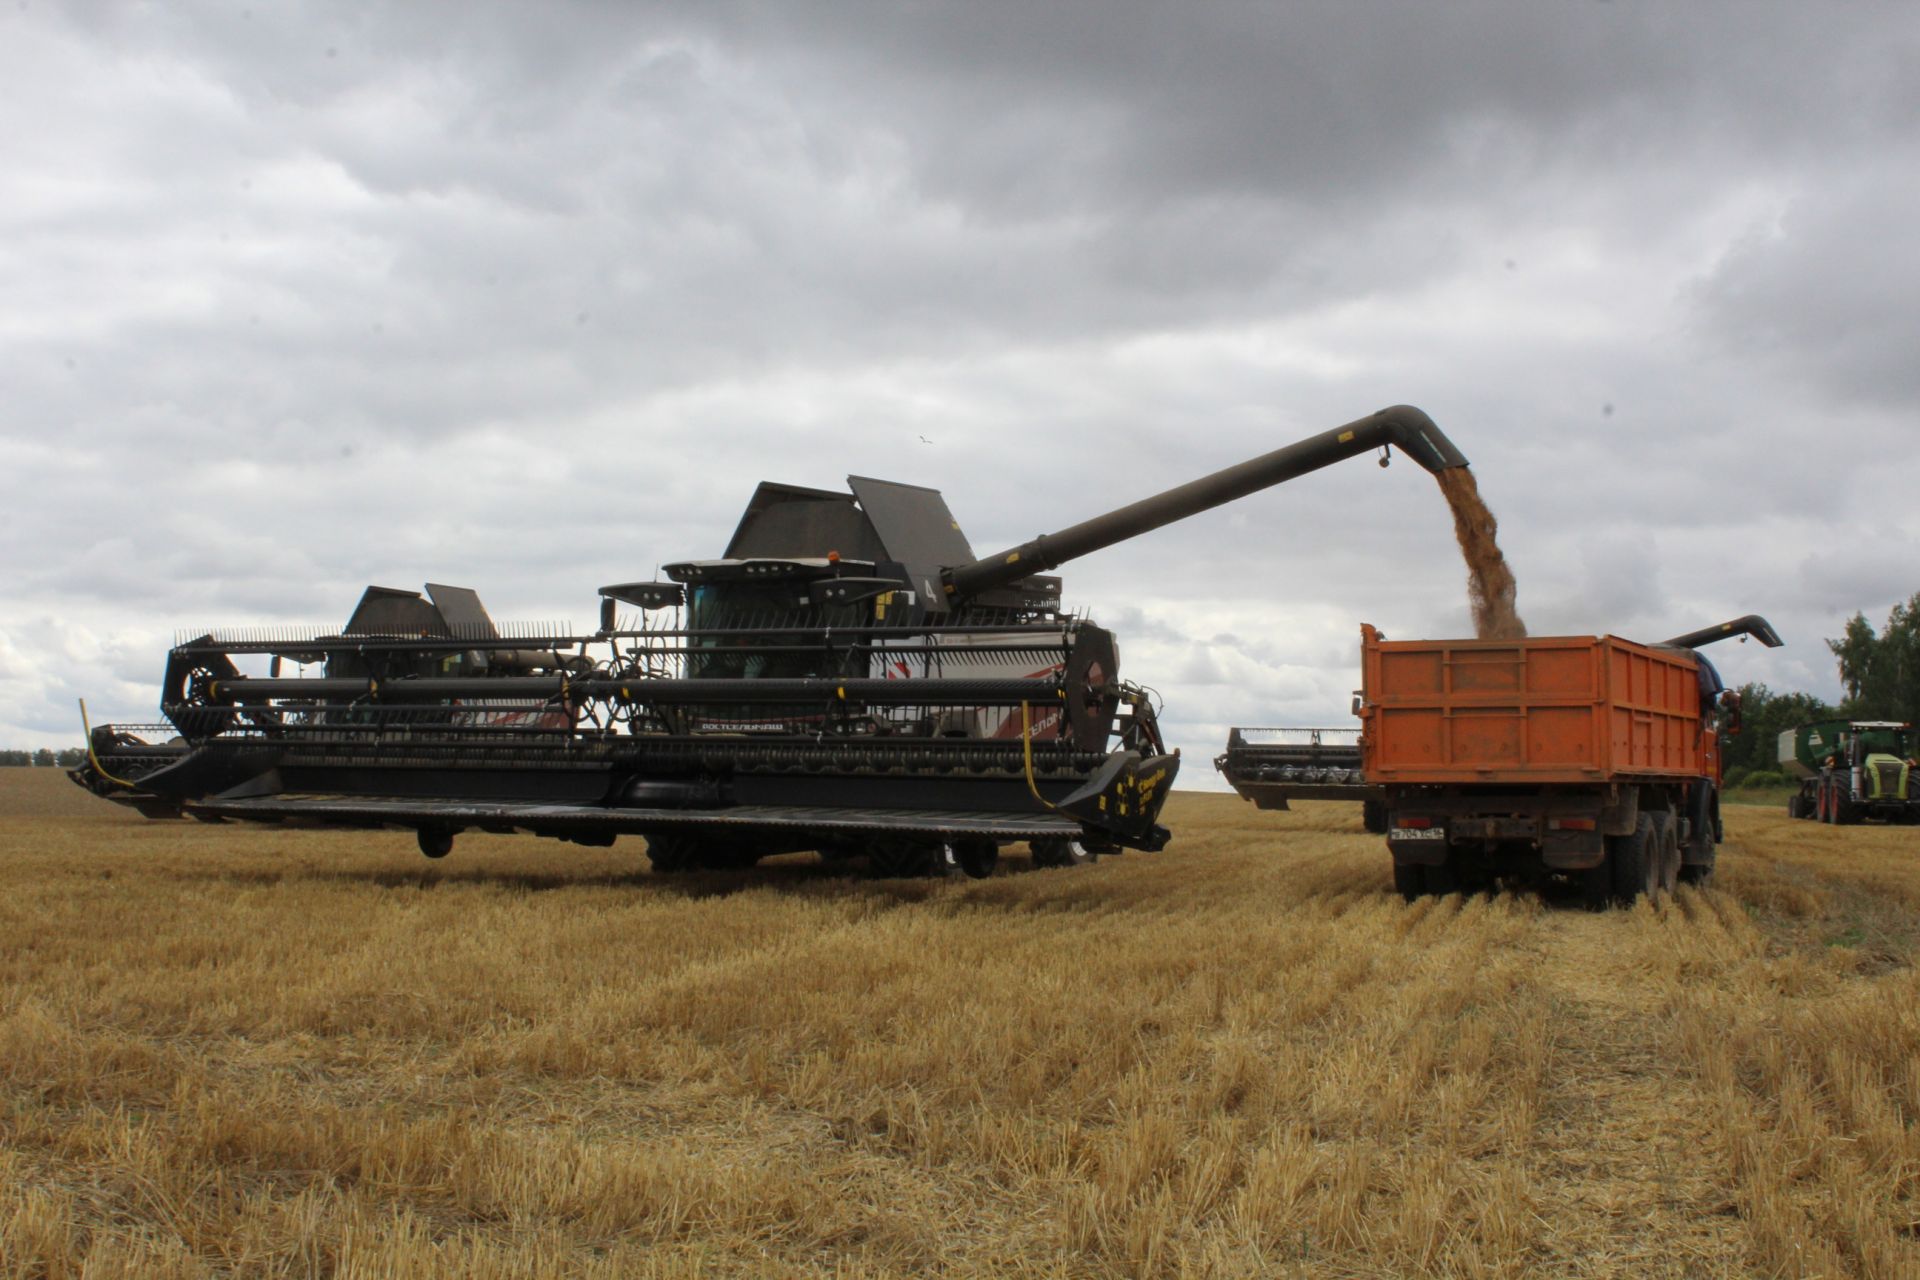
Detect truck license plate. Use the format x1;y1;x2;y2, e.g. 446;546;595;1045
1390;827;1446;840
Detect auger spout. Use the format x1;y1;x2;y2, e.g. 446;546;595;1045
941;404;1467;602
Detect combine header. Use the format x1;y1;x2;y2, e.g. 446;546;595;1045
75;405;1467;876
1214;727;1385;832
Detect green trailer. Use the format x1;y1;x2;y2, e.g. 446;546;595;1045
1779;719;1920;824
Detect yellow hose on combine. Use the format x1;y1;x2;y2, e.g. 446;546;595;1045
78;699;142;789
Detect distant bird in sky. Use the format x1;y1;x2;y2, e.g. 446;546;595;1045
918;435;932;444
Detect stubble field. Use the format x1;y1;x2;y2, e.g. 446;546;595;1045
2;770;1916;1279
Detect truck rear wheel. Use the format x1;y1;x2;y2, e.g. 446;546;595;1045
1608;814;1656;905
1648;812;1680;896
1362;800;1388;835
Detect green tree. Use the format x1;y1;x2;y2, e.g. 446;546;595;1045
1722;682;1835;776
1829;613;1877;703
1827;592;1920;723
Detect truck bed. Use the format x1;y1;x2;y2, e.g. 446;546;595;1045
1358;624;1707;784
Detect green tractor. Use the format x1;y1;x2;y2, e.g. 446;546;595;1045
1780;719;1920;825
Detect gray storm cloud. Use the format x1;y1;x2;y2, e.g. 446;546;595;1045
3;1;1915;774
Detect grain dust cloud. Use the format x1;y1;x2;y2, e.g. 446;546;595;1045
1437;467;1527;640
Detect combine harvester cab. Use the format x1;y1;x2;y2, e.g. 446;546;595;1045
75;405;1469;877
1357;615;1782;906
1780;719;1920;825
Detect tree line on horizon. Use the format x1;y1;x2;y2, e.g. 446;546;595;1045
2;748;87;768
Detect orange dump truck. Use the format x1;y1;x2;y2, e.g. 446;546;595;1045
1355;616;1780;906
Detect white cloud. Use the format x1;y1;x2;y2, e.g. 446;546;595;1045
3;0;1914;759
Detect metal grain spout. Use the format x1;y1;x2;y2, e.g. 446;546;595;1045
942;404;1468;602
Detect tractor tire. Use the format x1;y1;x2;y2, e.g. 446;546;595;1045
1786;793;1808;820
1833;793;1859;826
1608;813;1656;905
1392;860;1423;903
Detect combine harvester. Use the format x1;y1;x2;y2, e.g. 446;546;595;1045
1213;726;1385;832
75;406;1468;876
1357;616;1782;906
1780;720;1920;824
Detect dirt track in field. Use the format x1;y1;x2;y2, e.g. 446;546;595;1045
2;772;1916;1278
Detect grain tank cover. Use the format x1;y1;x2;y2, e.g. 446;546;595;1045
723;482;886;564
343;586;451;637
847;476;976;603
425;583;500;639
718;476;978;604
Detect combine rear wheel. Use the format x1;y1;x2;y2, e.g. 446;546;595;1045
417;827;454;859
646;833;701;873
1032;837;1097;868
868;839;951;878
952;838;999;879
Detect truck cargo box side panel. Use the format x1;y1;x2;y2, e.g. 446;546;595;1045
1526;706;1598;768
1525;647;1597;698
1604;642;1701;776
1448;708;1523;766
1360;626;1707;784
1380;649;1444;696
1450;648;1522;694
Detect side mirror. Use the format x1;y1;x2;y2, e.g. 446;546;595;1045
1721;689;1743;737
1351;692;1364;718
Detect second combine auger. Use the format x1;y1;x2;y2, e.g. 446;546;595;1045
74;405;1467;876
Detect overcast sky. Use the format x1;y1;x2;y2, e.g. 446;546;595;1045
4;2;1916;784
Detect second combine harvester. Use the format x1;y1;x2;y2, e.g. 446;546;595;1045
75;406;1468;876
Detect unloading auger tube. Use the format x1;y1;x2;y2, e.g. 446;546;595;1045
941;405;1468;602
